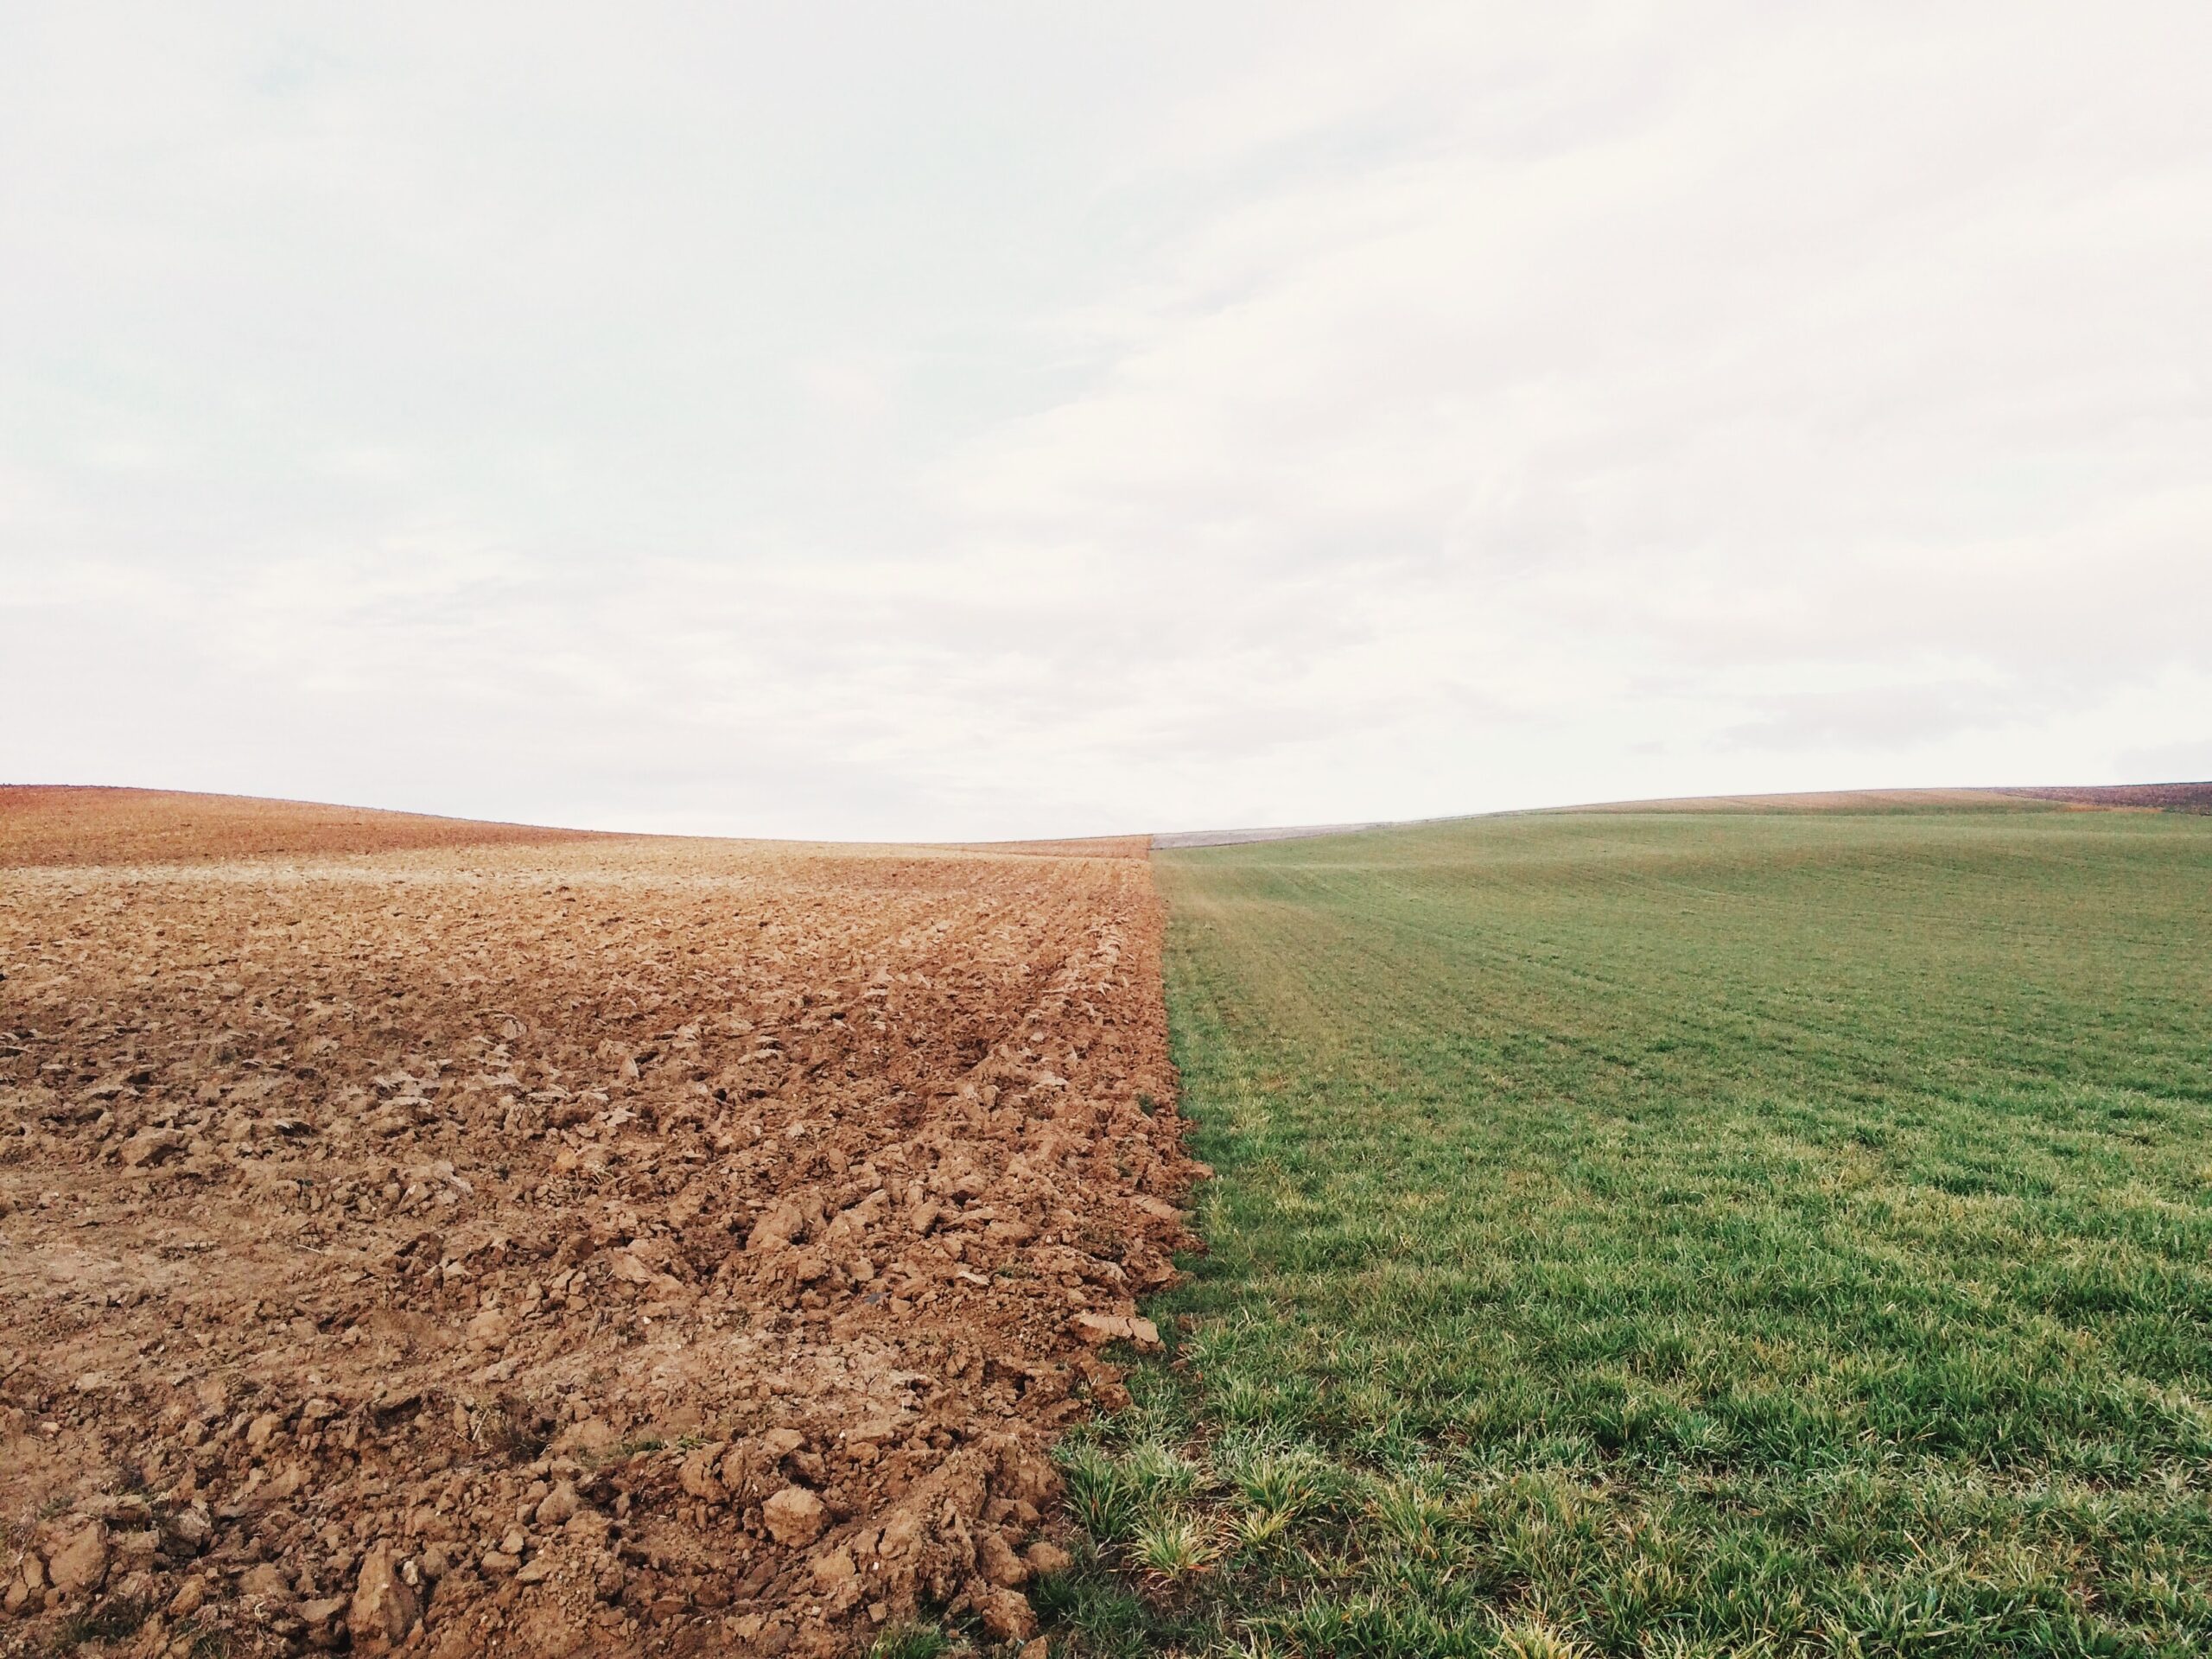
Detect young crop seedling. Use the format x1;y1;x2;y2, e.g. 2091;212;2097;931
1055;805;2212;1657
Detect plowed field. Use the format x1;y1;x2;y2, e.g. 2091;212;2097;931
0;790;1197;1658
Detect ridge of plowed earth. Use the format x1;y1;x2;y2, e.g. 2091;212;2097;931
0;792;1201;1657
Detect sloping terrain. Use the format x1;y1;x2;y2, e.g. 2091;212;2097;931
1147;825;1387;851
0;793;1198;1657
2000;781;2212;812
1561;786;2038;813
1149;782;2212;849
0;788;603;868
1567;783;2212;815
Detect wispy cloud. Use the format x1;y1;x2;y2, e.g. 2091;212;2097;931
3;3;2208;836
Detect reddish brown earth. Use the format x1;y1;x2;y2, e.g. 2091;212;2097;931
1;791;1198;1657
0;788;604;868
950;840;1152;862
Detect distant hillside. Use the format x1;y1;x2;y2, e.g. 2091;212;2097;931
0;785;598;867
1152;822;1388;849
1999;782;2212;812
1566;784;2212;815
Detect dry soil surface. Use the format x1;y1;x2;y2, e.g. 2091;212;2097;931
0;791;1197;1658
0;789;603;868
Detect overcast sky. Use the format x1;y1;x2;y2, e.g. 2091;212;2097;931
3;3;2208;840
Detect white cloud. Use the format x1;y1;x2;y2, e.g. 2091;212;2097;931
3;3;2208;838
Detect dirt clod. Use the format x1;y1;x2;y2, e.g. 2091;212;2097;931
976;1583;1039;1642
350;1540;422;1649
47;1522;108;1598
762;1487;829;1547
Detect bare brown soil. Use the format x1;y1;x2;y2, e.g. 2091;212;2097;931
949;839;1153;861
0;789;603;868
1;791;1195;1658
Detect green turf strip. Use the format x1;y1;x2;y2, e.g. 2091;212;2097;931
1047;807;2212;1658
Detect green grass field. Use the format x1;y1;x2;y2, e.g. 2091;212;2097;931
1046;807;2212;1658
